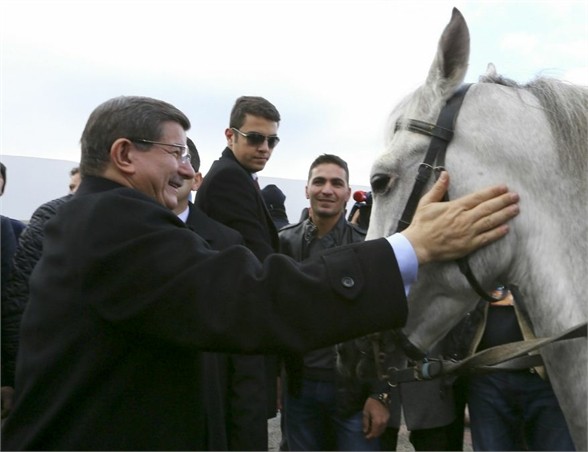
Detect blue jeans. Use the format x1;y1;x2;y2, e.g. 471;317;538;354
284;378;380;451
468;371;575;451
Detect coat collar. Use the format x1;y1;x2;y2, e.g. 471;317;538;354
75;175;127;196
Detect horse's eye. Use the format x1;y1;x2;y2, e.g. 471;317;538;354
370;173;390;194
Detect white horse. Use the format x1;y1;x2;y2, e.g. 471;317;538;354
366;8;587;450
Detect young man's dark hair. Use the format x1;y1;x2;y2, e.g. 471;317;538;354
229;96;281;129
307;154;350;183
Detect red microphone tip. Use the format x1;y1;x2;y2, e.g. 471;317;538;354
353;190;367;202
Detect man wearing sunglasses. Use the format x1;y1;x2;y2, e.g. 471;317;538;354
196;96;283;450
174;138;268;451
1;95;519;451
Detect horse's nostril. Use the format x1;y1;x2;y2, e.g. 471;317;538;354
370;174;390;194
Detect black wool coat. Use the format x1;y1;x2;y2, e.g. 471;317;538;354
2;176;408;451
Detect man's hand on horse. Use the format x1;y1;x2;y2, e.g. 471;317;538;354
401;171;519;265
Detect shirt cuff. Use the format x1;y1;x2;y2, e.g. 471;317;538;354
386;233;418;296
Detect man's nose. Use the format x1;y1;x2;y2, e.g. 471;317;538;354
178;161;196;178
323;183;335;193
258;138;271;152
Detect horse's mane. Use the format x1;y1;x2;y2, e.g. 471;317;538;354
478;72;588;178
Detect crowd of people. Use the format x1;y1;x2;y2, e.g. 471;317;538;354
0;94;574;451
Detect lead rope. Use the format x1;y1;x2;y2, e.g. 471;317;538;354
385;322;587;385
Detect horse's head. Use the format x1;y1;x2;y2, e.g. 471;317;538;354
367;8;515;352
368;8;471;243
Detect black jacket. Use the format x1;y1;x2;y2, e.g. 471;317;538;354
196;147;280;424
185;202;267;451
2;195;72;387
279;215;389;416
2;176;408;451
196;147;279;259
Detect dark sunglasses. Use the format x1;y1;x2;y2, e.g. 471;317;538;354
231;128;280;149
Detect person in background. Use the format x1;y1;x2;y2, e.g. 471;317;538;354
348;190;372;232
1;95;519;450
175;138;267;451
1;215;19;420
261;184;289;230
1;165;82;419
196;95;283;449
0;162;7;195
0;162;26;240
279;154;391;451
69;166;82;193
454;285;575;451
1;161;25;418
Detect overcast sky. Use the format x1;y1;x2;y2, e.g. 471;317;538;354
1;0;586;187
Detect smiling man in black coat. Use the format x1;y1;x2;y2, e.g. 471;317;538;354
1;95;519;451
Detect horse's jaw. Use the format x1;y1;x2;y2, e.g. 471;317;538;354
401;266;479;353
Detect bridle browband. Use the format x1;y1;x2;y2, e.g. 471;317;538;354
391;84;502;361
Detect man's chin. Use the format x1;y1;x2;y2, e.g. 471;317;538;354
164;196;178;211
249;161;267;172
313;208;339;218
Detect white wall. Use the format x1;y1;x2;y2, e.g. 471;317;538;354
1;155;79;222
0;155;369;225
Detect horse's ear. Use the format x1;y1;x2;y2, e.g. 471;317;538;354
426;7;470;94
484;63;498;78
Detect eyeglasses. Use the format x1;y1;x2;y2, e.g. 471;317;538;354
231;128;280;149
131;138;191;164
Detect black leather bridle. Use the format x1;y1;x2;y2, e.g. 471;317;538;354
382;84;587;376
395;83;502;303
390;83;503;360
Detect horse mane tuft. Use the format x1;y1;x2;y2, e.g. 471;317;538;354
478;72;587;177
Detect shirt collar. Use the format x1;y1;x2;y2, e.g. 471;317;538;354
177;205;190;223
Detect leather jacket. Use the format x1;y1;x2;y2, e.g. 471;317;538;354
279;214;389;416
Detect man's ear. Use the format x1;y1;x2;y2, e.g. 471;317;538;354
110;138;136;175
192;172;203;191
344;186;351;203
225;128;234;148
305;184;310;199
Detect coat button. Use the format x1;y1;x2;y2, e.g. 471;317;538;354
341;276;355;288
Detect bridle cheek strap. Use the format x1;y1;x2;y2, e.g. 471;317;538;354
395;84;472;233
394;84;501;303
390;84;501;361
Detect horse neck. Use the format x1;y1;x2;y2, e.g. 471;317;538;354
509;195;587;336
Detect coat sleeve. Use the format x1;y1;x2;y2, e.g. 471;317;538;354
71;192;409;354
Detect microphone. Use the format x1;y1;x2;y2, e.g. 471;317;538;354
353;191;368;202
353;190;372;204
